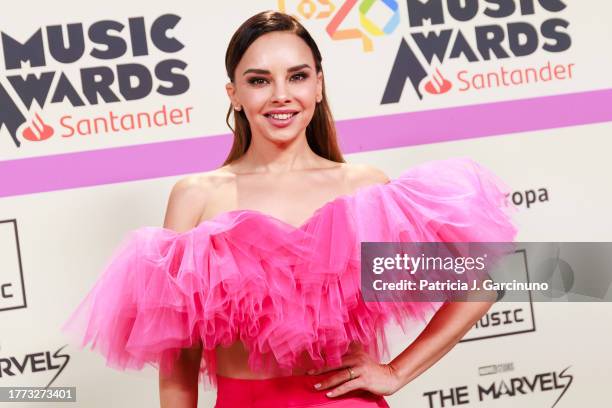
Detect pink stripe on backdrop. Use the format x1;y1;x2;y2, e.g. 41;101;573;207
2;88;612;198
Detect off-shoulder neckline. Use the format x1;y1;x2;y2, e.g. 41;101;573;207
163;178;394;235
153;157;479;235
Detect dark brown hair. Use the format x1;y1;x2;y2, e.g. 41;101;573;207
222;10;345;165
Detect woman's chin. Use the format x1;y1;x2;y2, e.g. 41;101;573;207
269;133;301;145
259;128;305;144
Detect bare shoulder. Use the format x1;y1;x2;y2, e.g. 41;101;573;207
163;169;232;232
344;163;390;190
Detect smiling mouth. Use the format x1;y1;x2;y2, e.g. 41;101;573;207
264;112;298;120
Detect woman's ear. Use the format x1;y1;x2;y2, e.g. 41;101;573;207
316;71;323;102
225;82;241;109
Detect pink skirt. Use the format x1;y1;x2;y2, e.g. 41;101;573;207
214;374;390;407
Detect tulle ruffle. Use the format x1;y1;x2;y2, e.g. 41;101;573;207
61;157;518;389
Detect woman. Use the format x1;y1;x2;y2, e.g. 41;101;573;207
63;10;517;408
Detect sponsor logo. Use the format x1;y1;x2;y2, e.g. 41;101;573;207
507;187;550;209
279;0;574;103
0;345;70;388
423;365;573;408
461;249;536;341
478;362;514;376
0;14;191;149
0;219;26;312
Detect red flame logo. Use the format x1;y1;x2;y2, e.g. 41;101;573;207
424;68;452;95
22;113;54;142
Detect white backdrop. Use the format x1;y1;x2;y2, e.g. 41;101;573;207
1;1;611;407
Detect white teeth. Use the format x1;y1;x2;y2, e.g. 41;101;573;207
268;113;295;120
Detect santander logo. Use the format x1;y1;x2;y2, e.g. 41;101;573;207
423;68;452;95
22;113;55;142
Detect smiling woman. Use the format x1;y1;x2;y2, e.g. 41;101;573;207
62;9;518;408
224;31;324;136
222;18;341;164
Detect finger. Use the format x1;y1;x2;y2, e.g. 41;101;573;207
309;366;333;375
307;355;361;375
314;367;358;391
326;378;365;398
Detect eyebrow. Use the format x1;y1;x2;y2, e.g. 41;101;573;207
242;64;312;76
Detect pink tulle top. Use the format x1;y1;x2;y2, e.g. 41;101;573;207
61;157;518;389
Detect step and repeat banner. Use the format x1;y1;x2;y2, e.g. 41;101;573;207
1;1;611;406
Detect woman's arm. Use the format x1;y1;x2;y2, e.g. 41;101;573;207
159;176;208;408
159;344;203;408
312;291;497;398
387;295;496;388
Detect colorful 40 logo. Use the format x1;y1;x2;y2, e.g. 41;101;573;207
278;0;401;52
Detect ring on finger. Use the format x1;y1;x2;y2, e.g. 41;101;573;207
346;367;356;381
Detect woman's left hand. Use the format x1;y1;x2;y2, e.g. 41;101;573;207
307;343;404;398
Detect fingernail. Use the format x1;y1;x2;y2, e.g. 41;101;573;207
314;383;321;389
326;391;333;397
307;369;314;375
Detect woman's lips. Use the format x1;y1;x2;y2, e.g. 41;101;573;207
264;112;298;128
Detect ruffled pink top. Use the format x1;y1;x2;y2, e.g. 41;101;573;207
61;157;518;389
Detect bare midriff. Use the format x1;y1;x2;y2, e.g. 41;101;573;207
214;341;314;379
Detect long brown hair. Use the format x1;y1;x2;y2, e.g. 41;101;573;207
222;10;344;165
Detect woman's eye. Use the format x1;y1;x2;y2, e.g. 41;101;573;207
291;73;308;81
247;73;308;85
248;77;268;85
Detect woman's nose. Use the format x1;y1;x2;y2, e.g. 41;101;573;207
271;82;291;103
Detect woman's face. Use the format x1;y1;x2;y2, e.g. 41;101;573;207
226;32;323;145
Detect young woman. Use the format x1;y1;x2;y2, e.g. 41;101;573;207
63;11;517;408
